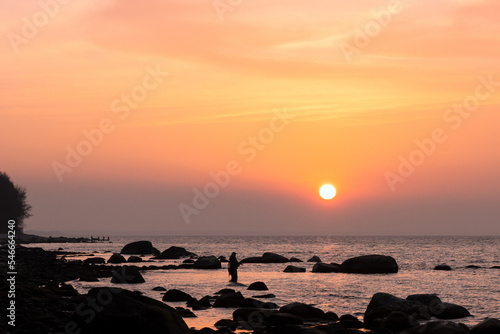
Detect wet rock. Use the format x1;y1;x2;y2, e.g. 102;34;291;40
262;252;289;263
215;288;235;295
127;255;143;263
187;297;212;310
289;257;303;262
339;314;364;329
434;264;453;271
155;246;197;259
183;259;195;264
470;318;500;334
267;313;304;326
120;240;159;255
214;319;238;331
84;257;105;264
341;255;398;274
232;308;274;325
239;298;279;309
252;294;276;299
325;311;339;321
308;256;322;262
176;307;196;318
406;320;469;334
108;253;127;264
406;294;442;307
381;311;413;332
111;266;145;284
163;289;193;302
68;287;190;334
312;262;342;273
248;281;268;291
279;302;325;321
213;292;245;308
435;302;471;319
466;265;481;269
284;265;306;273
193;256;221;269
152;286;167;291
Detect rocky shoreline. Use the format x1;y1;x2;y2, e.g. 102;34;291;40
1;241;499;334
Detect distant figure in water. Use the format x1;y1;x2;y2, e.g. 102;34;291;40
228;252;240;283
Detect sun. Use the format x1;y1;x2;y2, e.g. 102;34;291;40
319;184;336;200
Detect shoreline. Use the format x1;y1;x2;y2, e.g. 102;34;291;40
2;242;499;333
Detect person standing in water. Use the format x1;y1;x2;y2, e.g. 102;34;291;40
228;252;240;283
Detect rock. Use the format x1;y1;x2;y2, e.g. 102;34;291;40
175;307;196;318
69;287;190;334
111;266;145;284
434;264;453;271
84;257;105;264
308;256;322;262
214;319;238;331
213;291;245;308
470;318;500;334
218;256;228;262
232;308;275;325
289;257;303;262
127;256;143;263
312;262;342;273
58;247;63;251
252;294;276;299
239;298;279;309
364;292;428;327
120;241;159;255
492;266;500;269
215;288;235;295
262;252;289;263
325;311;339;321
187;297;212;310
155;246;197;259
406;294;442;307
341;255;398;274
182;259;195;264
79;276;99;282
466;265;481;269
284;265;306;273
108;253;127;264
193;256;221;269
381;311;413;332
248;281;268;291
407;321;469;334
162;289;193;302
435;302;471;319
279;302;325;320
152;286;167;291
241;252;289;263
267;313;304;326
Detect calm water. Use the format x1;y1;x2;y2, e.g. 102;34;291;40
28;236;500;329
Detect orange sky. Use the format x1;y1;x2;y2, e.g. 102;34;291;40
1;0;499;235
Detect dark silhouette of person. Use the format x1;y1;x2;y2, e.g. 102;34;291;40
228;252;240;283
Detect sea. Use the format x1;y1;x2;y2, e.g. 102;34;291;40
26;236;500;329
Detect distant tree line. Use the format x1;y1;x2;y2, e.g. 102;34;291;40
0;172;32;234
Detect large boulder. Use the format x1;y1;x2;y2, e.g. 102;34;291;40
162;289;193;302
279;302;325;320
341;255;398;274
364;292;428;327
241;252;289;263
470;318;500;334
111;266;145;284
312;263;342;273
68;287;190;334
107;253;127;264
193;256;221;269
262;252;289;263
120;241;159;255
155;246;197;259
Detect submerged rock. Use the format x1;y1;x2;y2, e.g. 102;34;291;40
308;256;322;262
84;257;105;264
341;254;398;274
155;246;197;259
434;264;453;271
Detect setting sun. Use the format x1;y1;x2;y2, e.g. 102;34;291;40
319;184;337;200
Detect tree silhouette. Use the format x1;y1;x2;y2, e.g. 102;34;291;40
0;172;32;234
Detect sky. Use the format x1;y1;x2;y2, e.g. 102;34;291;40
1;0;499;236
